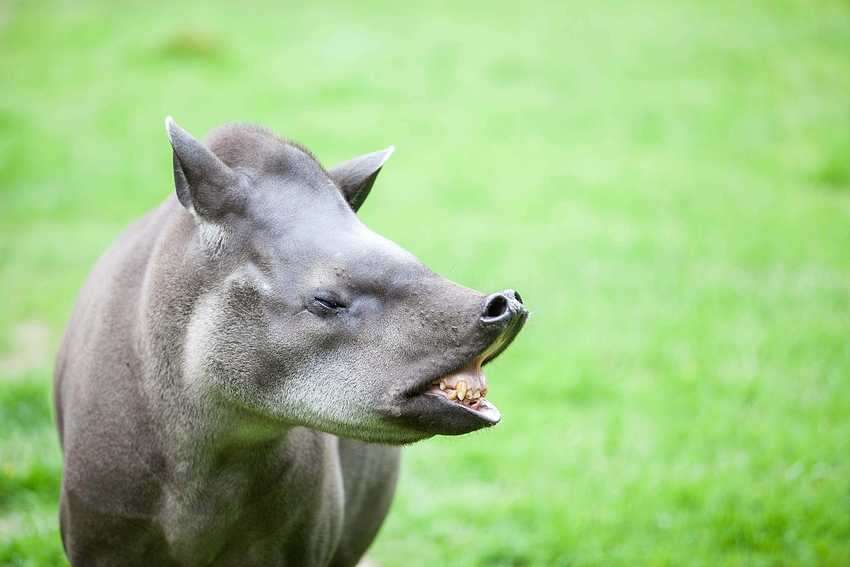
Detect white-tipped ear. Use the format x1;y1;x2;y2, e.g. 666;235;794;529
327;146;394;212
165;117;240;219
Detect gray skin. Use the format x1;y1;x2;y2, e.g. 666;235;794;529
53;118;527;567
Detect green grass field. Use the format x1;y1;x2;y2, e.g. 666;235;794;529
2;0;850;565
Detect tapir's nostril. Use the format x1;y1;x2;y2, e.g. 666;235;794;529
482;294;509;321
513;290;523;305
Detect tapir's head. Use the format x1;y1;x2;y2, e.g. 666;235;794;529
167;118;527;444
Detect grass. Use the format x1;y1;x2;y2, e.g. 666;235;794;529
2;0;850;565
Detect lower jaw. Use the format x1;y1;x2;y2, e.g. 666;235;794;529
423;391;501;424
395;392;501;437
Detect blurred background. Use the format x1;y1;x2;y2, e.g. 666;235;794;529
2;0;849;565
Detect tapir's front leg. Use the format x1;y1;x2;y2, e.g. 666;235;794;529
329;440;401;567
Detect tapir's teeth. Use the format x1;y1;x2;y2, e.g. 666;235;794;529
424;356;494;412
456;380;468;401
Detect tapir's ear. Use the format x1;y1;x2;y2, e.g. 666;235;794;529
327;146;394;212
165;117;240;219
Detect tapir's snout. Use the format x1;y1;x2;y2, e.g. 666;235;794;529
395;287;528;438
477;288;528;368
472;288;528;369
481;289;524;326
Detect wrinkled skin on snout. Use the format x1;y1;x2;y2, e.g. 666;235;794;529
53;118;527;566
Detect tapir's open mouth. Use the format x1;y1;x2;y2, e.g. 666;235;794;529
401;312;526;434
421;350;501;423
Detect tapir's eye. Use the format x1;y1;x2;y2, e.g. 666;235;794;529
310;294;347;315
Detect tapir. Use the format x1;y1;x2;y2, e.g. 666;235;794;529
53;117;527;566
